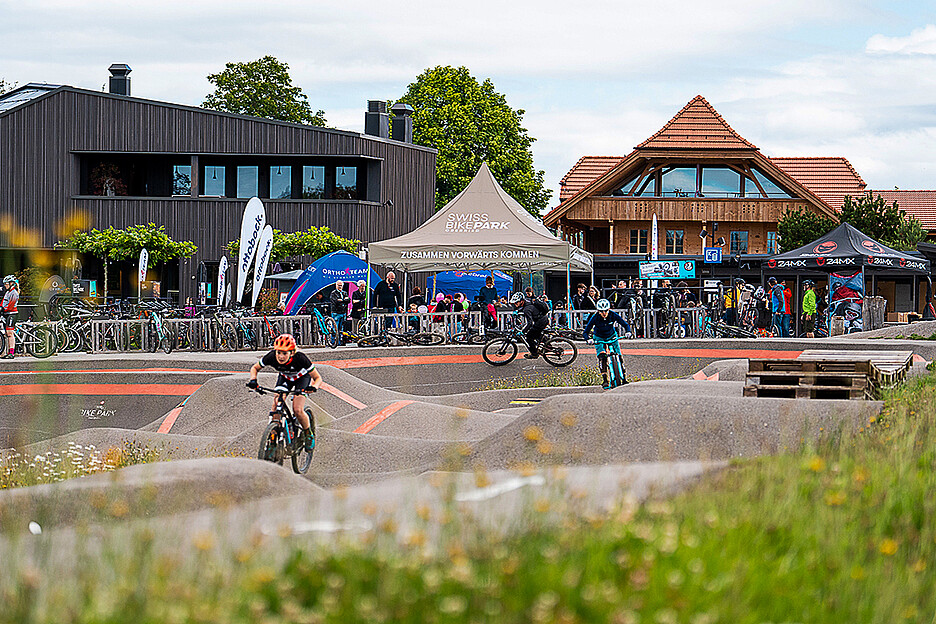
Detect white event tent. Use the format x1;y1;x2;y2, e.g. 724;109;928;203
367;163;592;302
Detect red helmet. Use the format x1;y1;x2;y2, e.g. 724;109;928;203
273;334;297;351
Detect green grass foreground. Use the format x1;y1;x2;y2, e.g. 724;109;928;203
3;375;936;622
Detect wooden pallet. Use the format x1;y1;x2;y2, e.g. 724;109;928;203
742;384;870;400
798;350;912;391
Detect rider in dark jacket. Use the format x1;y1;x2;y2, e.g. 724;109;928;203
511;292;550;358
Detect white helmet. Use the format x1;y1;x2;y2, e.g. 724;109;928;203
596;298;611;311
509;292;524;304
2;274;17;286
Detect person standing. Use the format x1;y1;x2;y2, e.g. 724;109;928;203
802;280;817;338
407;286;426;309
374;271;403;327
478;276;499;305
329;281;351;345
782;280;793;337
768;277;784;336
350;280;367;323
1;275;19;359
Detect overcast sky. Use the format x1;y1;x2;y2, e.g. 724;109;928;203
3;0;936;202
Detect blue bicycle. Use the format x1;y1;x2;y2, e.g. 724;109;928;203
593;334;627;389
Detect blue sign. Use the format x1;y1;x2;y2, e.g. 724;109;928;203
639;260;696;280
704;247;722;264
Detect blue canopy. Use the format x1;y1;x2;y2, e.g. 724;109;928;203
283;250;380;315
430;270;512;300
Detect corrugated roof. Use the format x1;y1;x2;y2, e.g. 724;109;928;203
558;155;626;202
770;157;866;210
636;95;756;150
870;190;936;230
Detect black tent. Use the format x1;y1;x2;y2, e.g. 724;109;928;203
766;222;929;274
764;223;931;332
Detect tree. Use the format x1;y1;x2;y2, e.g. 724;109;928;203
777;207;838;252
225;225;359;263
55;224;197;297
778;193;928;252
0;79;15;96
396;66;552;217
202;56;326;126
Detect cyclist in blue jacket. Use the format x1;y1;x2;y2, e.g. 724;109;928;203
584;298;630;387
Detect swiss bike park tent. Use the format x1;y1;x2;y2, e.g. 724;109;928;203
765;222;931;330
366;162;593;304
282;250;380;315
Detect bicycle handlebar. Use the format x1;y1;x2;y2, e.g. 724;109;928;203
249;384;317;396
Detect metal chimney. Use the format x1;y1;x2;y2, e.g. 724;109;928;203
364;100;389;139
391;102;414;143
108;64;132;96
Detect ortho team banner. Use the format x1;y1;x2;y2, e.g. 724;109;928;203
250;225;275;308
236;197;266;305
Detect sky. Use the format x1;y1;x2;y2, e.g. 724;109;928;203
3;0;936;203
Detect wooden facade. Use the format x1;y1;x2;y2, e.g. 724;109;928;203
0;85;437;302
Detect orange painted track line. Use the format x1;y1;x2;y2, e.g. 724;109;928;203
319;382;367;409
353;400;414;434
0;368;233;375
0;384;202;396
157;405;185;434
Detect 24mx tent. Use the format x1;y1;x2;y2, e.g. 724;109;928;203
367;163;593;274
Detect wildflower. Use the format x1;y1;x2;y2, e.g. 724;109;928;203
912;559;926;573
108;500;129;518
806;456;825;472
524;426;543;441
560;412;577;427
879;539;898;555
536;440;553;455
824;491;847;506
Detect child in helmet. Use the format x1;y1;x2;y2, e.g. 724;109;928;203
246;333;322;450
584;298;630;387
1;275;19;359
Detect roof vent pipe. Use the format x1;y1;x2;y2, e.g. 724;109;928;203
108;64;132;96
391;102;414;143
364;100;389;139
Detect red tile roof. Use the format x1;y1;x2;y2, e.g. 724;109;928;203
869;190;936;230
558;155;626;202
637;95;756;150
770;157;865;210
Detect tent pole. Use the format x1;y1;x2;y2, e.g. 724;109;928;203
403;271;408;306
365;251;371;323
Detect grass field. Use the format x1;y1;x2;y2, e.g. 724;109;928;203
2;373;935;623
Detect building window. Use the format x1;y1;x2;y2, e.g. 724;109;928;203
766;231;778;253
666;229;684;254
172;165;191;196
270;166;292;199
744;168;792;198
730;231;748;254
203;166;225;196
302;166;325;199
701;167;741;197
630;229;648;254
335;166;358;200
660;167;697;197
237;166;258;199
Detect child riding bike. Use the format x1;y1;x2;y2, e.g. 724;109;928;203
583;298;630;388
246;333;322;451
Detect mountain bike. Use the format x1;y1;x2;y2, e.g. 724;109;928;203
143;306;175;354
481;324;577;367
593;334;627;388
0;321;58;358
358;326;445;347
312;306;339;349
250;384;317;474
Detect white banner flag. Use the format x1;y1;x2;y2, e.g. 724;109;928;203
138;248;148;297
651;213;659;261
217;256;228;307
250;225;275;308
236;197;266;305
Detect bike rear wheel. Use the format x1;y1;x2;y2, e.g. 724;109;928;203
541;337;576;367
322;317;339;349
608;352;627;387
27;326;57;358
160;332;175;354
482;337;518;366
291;408;315;474
258;421;284;465
412;332;445;346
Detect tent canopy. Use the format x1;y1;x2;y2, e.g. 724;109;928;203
767;222;930;274
283;250;380;315
368;162;592;272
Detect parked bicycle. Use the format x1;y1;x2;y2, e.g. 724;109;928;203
358;326;445;347
251;384;317;474
0;320;57;358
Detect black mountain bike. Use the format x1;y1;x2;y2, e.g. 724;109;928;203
250;384;317;474
482;324;577;367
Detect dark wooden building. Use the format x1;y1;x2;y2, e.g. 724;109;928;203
0;69;436;303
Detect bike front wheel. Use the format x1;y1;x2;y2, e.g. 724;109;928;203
291;409;315;474
160;332;175;354
358;334;387;348
541;337;577;367
258;421;284;465
412;332;445;346
322;317;339;349
608;352;627;387
482;337;518;366
27;326;57;358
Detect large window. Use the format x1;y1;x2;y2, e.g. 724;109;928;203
767;231;778;254
665;229;684;254
660;167;697;197
302;166;325;199
730;231;749;254
630;229;648;254
745;168;792;198
237;166;258;199
701;167;741;197
203;166;225;196
335;166;357;200
270;166;292;199
172;165;191;196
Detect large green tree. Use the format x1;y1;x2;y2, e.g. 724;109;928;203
226;225;359;263
202;56;326;126
778;192;928;252
396;66;551;217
